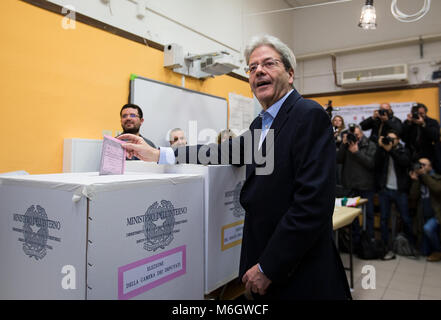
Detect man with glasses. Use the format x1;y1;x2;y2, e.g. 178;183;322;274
375;130;416;259
118;104;156;160
118;35;351;300
409;158;441;262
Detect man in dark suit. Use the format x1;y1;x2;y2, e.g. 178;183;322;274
119;35;351;300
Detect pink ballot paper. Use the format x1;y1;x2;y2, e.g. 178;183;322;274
99;135;126;175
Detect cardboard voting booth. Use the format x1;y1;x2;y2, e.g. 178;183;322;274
126;162;246;294
0;172;204;300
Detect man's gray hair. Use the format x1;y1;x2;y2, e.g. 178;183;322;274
244;35;296;82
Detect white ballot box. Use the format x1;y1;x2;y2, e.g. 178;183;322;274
0;172;204;300
126;162;246;294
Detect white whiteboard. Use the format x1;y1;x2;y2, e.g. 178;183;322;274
130;76;228;147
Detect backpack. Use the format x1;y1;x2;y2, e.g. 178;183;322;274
357;231;386;260
393;233;413;256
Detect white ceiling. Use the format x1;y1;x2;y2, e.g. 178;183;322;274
284;0;351;9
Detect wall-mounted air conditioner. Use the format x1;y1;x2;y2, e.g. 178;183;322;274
340;64;408;88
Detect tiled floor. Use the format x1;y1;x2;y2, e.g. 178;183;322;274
341;253;441;300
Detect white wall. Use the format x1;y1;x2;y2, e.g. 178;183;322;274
296;40;441;94
48;0;247;75
242;0;293;55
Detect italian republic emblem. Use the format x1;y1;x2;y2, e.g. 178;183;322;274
143;200;175;251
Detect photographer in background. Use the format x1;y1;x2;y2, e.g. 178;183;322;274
375;130;416;259
332;115;346;149
360;103;402;145
337;124;377;243
409;158;441;262
332;115;346;185
169;128;187;147
402;103;440;168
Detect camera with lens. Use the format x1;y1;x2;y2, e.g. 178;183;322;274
346;123;358;144
412;162;423;172
326;100;333;119
411;105;420;120
381;136;393;146
378;109;390;120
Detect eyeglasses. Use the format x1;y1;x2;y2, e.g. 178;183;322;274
245;58;282;75
121;113;140;119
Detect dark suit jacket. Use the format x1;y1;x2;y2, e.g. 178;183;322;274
176;89;351;300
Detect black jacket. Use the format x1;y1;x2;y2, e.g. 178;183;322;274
337;135;377;191
374;143;411;192
401;116;440;162
360;115;403;144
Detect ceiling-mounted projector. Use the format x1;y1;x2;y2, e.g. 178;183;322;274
164;43;239;79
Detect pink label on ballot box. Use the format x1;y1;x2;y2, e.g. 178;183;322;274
118;246;186;300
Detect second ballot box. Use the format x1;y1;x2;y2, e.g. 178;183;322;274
126;162;246;294
0;172;204;299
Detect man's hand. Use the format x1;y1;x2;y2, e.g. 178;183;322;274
373;110;379;120
409;171;419;181
379;113;389;122
342;133;348;145
348;141;359;153
378;137;392;152
242;264;272;296
414;115;425;126
118;134;160;162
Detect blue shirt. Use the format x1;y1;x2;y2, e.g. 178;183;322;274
258;90;293;148
158;89;293;164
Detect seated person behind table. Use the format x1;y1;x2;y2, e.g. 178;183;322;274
217;129;236;144
169;128;187;147
117;104;156;160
